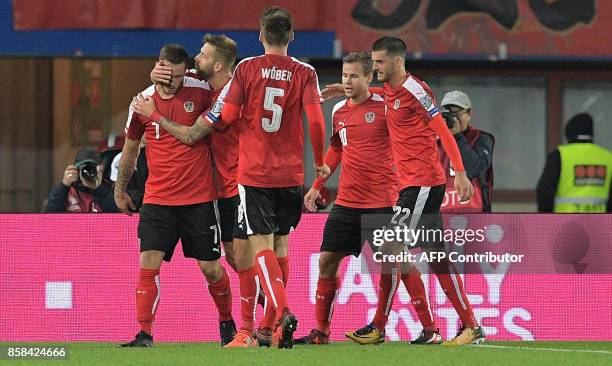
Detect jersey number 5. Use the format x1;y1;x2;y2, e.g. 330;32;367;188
262;87;284;133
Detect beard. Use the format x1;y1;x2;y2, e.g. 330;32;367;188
376;72;389;82
197;65;214;80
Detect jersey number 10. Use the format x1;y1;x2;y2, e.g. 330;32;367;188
262;87;284;133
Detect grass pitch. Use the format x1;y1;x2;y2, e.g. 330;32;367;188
1;341;611;366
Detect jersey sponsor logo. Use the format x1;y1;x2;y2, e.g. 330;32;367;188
365;111;376;123
184;101;194;113
394;99;401;109
574;165;607;186
419;95;433;109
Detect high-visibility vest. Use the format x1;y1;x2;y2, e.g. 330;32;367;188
554;143;612;213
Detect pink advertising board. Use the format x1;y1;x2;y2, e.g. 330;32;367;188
1;214;610;342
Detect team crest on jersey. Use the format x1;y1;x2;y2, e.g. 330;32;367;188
184;101;194;113
419;95;433;109
393;99;401;109
365;112;375;123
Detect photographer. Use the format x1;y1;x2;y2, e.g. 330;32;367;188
438;90;495;212
43;148;119;213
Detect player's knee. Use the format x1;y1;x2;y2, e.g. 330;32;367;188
139;250;164;269
273;235;288;257
223;246;237;272
232;239;254;270
319;252;342;279
198;260;223;282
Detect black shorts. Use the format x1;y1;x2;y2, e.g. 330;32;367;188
138;202;221;262
217;195;247;242
394;184;446;249
235;184;303;237
321;204;394;257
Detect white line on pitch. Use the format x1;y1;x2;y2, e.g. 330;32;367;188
473;344;612;355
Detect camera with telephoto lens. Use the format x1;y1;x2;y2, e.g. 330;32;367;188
441;106;458;129
78;161;98;182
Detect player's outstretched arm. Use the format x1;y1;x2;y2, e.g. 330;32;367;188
321;83;345;101
114;137;139;215
321;84;384;101
429;114;474;202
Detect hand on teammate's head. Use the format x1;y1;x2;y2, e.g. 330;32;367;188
151;61;173;85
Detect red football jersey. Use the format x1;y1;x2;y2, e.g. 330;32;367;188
209;80;239;198
125;78;217;205
183;70;238;198
223;54;323;188
327;94;398;208
383;74;446;188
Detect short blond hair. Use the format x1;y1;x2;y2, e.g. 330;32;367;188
203;34;237;68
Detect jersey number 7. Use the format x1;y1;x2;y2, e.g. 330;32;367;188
262;87;284;133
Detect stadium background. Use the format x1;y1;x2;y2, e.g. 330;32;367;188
1;0;612;344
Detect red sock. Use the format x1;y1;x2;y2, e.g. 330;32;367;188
255;250;288;324
372;264;400;332
259;255;289;330
431;259;478;328
277;256;289;287
260;293;276;330
315;277;340;334
257;289;265;307
237;267;258;332
136;268;160;335
208;267;233;322
401;267;435;330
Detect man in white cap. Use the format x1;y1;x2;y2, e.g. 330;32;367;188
438;90;495;213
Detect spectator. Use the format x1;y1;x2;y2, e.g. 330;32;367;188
43;148;119;213
438;90;495;212
537;113;612;212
